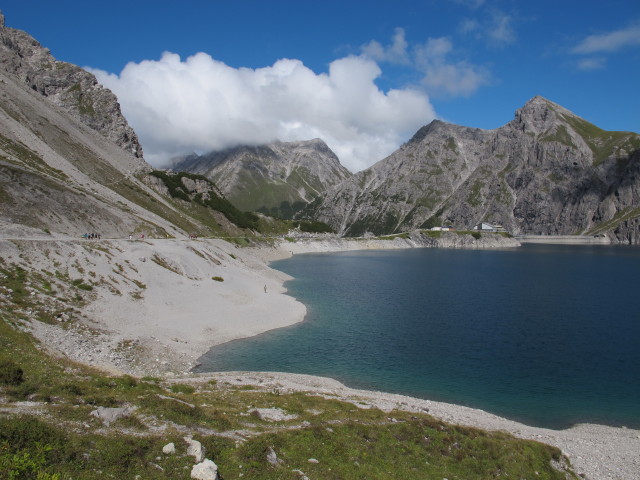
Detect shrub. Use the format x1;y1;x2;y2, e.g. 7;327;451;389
0;361;24;386
212;276;224;282
170;384;196;394
114;375;138;390
471;232;482;240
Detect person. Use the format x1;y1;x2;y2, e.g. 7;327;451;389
264;285;267;293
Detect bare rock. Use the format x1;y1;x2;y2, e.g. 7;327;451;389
184;437;206;463
253;407;298;422
191;459;218;480
90;404;136;426
0;15;144;159
266;447;283;466
162;443;176;455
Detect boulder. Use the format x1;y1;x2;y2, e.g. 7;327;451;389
266;446;282;466
184;436;206;463
162;442;176;455
191;459;218;480
90;405;136;426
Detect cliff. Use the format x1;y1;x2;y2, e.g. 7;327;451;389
0;12;144;159
304;97;640;243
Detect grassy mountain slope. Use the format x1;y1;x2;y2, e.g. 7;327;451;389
175;140;352;219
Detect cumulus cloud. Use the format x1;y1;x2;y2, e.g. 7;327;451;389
414;37;492;97
571;23;640;54
361;31;492;98
90;52;435;172
361;27;411;64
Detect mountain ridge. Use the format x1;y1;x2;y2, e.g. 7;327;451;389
174;138;352;218
0;12;143;159
302;96;640;243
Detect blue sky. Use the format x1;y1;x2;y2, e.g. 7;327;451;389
3;0;640;171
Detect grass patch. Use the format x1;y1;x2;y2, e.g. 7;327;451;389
0;360;24;386
150;254;181;276
0;256;580;480
170;384;196;395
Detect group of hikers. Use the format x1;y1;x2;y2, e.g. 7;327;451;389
82;233;205;240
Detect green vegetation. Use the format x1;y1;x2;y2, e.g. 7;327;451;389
420;207;444;230
0;260;579;479
0;361;24;386
444;136;458;153
150;170;261;230
376;233;409;240
586;206;640;236
561;114;640;166
150;254;182;275
0;134;68;181
420;229;442;238
467;179;485;207
170;383;196;395
256;200;307;220
211;276;224;282
540;124;576;148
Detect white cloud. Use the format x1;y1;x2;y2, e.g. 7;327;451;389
361;31;492;98
572;23;640;54
458;11;516;47
458;18;480;35
90;52;435;172
361;27;410;64
576;57;606;71
487;12;516;47
415;37;492;97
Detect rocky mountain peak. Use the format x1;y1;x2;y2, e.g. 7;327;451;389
305;97;640;243
0;14;144;160
406;119;449;145
510;96;576;135
174;139;352;216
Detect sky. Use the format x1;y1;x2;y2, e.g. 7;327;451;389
3;0;640;171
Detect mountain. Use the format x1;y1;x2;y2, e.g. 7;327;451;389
0;14;266;239
174;139;352;218
304;96;640;243
0;13;143;159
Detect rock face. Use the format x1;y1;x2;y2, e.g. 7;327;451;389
174;139;352;217
0;12;143;159
304;97;640;243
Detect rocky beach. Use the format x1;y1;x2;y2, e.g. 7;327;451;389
1;230;638;480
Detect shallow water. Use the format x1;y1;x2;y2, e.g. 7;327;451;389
196;244;640;429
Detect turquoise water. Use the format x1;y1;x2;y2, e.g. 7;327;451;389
195;244;640;429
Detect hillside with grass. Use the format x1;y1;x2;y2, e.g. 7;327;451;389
0;292;578;479
0;14;633;480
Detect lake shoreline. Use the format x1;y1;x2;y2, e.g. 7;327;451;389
2;232;638;480
181;370;640;480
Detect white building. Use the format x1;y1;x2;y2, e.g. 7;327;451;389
474;222;497;232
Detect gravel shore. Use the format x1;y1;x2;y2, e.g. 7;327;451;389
2;233;638;480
